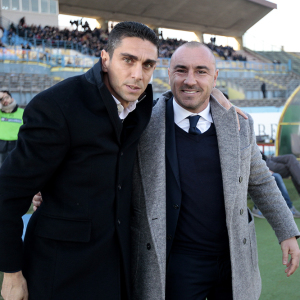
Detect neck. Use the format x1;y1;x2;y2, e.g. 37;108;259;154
103;73;130;109
175;97;209;114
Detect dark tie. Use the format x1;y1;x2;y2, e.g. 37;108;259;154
188;115;201;135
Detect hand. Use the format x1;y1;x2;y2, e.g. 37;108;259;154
281;237;300;277
32;192;43;212
211;88;248;130
1;271;28;300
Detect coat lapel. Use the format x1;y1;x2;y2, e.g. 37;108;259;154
210;96;240;223
166;97;181;190
121;84;154;151
92;60;123;144
137;92;169;287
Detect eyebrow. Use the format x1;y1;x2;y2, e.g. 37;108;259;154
174;64;210;71
120;53;157;65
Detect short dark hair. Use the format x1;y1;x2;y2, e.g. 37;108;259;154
106;21;159;57
0;90;12;98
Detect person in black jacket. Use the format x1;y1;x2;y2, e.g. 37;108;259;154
0;21;159;300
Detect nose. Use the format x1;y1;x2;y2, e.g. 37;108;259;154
131;63;143;81
184;70;196;86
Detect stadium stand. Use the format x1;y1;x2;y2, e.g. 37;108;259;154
1;24;265;59
256;51;300;75
1;22;300;108
0;72;59;105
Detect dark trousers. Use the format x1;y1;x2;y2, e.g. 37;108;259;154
272;173;293;208
166;250;233;300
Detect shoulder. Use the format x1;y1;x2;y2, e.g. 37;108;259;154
26;75;85;111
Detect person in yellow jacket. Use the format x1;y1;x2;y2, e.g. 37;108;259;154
0;91;24;166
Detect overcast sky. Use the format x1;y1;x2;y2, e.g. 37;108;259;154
58;0;300;52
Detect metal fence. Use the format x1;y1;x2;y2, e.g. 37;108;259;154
155;58;290;72
0;47;99;68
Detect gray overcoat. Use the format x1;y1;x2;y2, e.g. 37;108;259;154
131;91;300;300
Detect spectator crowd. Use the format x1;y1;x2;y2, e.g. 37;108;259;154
3;19;245;60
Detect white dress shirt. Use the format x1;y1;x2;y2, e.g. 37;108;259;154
173;98;213;133
112;95;138;120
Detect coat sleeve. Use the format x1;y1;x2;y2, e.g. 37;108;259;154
0;93;70;272
247;115;300;243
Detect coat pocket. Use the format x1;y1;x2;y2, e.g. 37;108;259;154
240;144;251;160
248;208;259;270
35;214;92;243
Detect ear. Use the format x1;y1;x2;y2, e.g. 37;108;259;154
168;68;171;85
101;50;110;72
213;69;219;87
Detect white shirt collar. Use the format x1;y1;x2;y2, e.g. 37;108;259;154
112;95;138;120
173;98;213;125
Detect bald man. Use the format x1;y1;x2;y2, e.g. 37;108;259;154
130;42;300;300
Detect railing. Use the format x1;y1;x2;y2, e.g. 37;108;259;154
0;48;99;68
4;29;102;57
155;58;290;72
0;47;292;72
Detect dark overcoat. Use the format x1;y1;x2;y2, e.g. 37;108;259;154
0;59;153;300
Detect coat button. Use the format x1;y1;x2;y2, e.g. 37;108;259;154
239;176;243;183
240;209;244;215
118;184;122;190
147;243;151;250
167;235;172;240
120;152;123;156
243;238;247;244
173;204;179;209
117;219;121;225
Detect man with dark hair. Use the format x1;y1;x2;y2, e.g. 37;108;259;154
0;91;24;166
0;21;160;300
105;21;159;57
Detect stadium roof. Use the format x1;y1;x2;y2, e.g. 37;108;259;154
58;0;277;37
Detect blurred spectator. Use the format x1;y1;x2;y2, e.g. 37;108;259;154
252;153;300;218
19;17;26;28
261;82;266;98
21;44;26;58
82;21;91;32
265;154;300;196
9;23;17;34
0;91;24;166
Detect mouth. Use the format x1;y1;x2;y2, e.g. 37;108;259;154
126;85;141;91
181;90;199;94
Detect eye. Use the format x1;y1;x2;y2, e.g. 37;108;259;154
144;63;154;69
124;57;132;63
176;69;185;73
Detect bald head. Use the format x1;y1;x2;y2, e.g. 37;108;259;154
167;41;219;114
170;42;216;70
